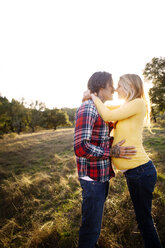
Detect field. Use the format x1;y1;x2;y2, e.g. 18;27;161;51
0;127;164;248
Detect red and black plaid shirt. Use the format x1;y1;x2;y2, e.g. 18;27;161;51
74;100;115;182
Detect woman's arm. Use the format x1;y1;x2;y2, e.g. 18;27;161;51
91;94;146;122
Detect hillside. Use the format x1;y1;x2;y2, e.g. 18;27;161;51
0;127;164;248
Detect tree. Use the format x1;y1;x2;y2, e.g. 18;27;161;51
143;57;165;117
0;96;11;135
28;100;46;132
0;96;72;136
61;107;77;125
43;108;72;130
9;99;27;134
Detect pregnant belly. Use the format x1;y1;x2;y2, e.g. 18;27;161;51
111;145;149;170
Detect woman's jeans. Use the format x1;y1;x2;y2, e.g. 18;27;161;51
79;179;109;248
124;160;162;248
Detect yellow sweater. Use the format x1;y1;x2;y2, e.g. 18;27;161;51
93;97;150;170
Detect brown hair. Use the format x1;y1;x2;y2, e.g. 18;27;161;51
88;71;113;94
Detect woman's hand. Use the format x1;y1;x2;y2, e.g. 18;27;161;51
82;90;92;102
90;93;97;101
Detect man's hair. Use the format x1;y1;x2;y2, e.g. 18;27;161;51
88;71;113;94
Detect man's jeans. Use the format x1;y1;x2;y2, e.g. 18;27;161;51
124;160;162;248
79;179;109;248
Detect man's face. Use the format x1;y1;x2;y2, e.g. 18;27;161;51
100;81;115;102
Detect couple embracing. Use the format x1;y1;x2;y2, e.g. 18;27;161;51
74;72;162;248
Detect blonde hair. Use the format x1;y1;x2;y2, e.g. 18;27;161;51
119;74;152;131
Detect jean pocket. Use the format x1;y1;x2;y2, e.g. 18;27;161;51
125;171;141;180
80;180;92;199
146;171;157;190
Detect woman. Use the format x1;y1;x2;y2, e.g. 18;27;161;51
84;74;161;248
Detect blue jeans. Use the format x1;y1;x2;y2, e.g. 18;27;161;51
79;179;109;248
124;160;162;248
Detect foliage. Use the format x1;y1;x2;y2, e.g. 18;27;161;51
9;99;28;134
61;107;77;126
0;96;11;135
0;96;73;136
43;108;72;130
143;57;165;117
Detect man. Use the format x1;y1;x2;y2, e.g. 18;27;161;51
74;71;136;248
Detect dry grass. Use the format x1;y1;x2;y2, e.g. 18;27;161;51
0;127;164;248
0;128;80;248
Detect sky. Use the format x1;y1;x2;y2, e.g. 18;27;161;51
0;0;165;109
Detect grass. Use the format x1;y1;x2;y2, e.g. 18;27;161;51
0;127;164;247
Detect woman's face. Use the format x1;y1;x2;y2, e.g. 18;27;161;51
116;80;127;99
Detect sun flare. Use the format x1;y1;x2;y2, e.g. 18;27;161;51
105;92;125;107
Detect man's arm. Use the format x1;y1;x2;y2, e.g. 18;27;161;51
110;139;136;159
74;102;110;160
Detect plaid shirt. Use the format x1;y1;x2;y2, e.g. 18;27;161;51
74;99;115;182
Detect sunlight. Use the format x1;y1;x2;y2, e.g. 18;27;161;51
106;92;125;107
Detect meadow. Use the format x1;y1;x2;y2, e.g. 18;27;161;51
0;127;164;248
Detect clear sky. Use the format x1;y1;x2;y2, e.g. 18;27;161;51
0;0;164;109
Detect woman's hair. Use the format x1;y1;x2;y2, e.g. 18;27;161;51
88;71;113;94
119;74;152;131
119;74;144;101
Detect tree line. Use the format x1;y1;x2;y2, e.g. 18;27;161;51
0;97;77;136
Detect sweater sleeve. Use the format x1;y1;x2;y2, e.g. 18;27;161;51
93;97;146;122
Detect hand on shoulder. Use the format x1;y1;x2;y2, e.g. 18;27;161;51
82;90;92;102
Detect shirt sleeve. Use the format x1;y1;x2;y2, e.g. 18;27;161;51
93;97;146;122
74;101;110;160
